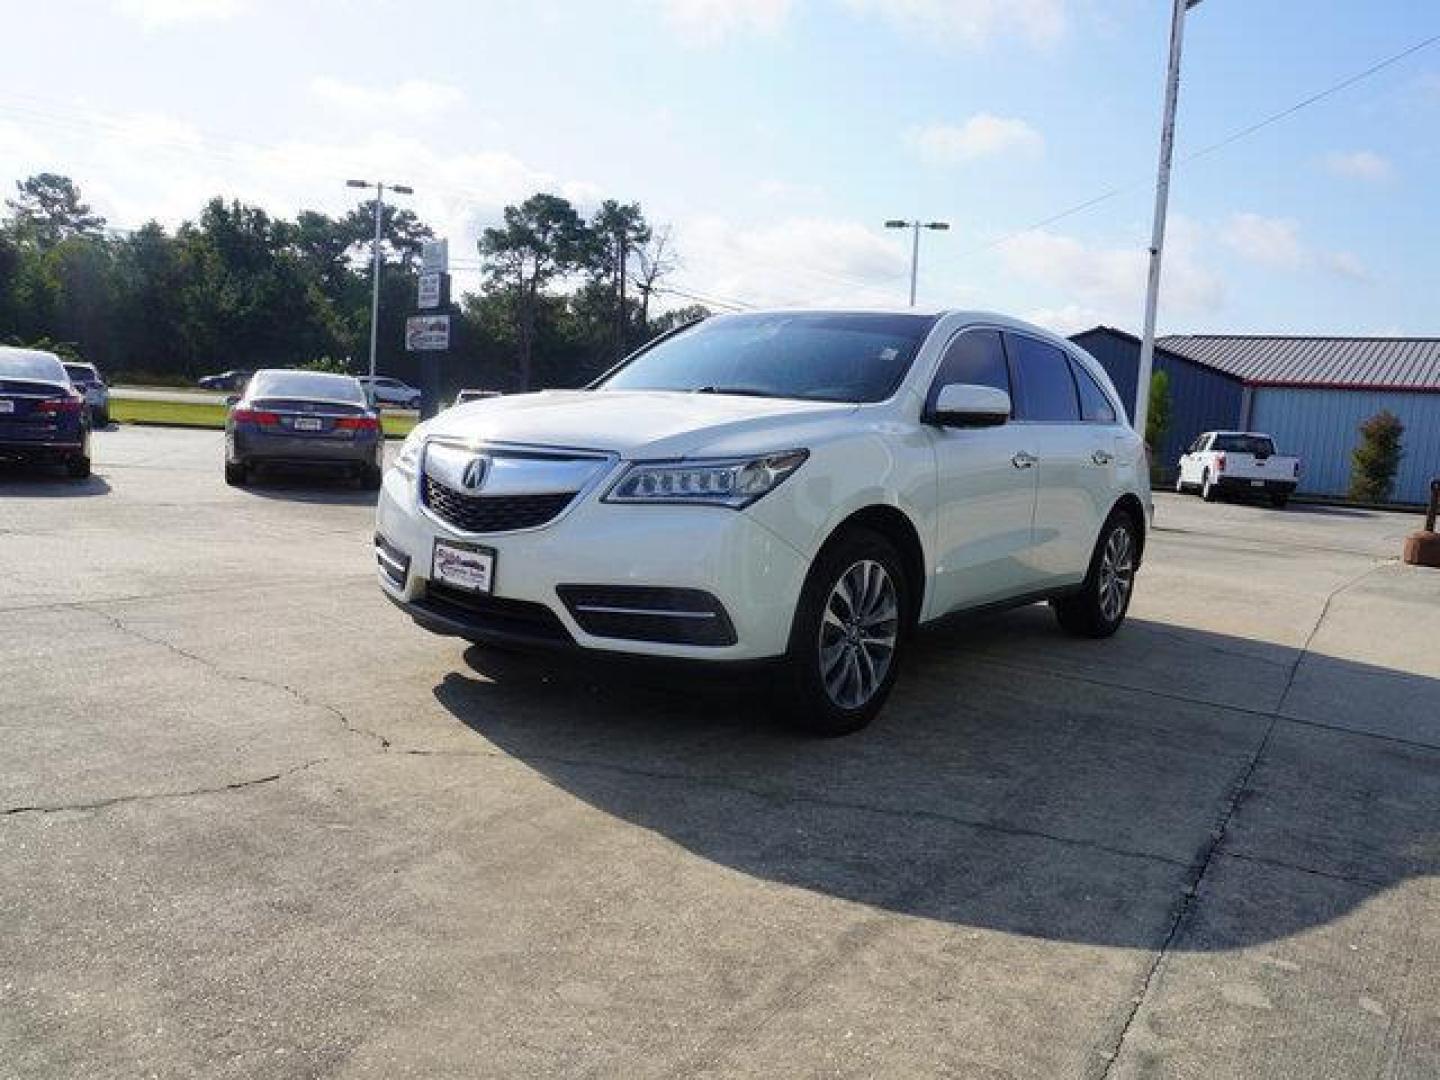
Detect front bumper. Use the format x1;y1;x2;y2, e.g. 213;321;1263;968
374;465;810;661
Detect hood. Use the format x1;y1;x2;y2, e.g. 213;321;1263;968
422;389;858;458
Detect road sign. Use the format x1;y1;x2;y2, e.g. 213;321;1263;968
418;271;443;310
406;314;450;352
421;239;449;274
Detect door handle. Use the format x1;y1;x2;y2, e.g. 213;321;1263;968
1011;451;1037;470
1091;450;1114;466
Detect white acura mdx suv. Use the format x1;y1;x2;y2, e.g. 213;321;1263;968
376;310;1149;734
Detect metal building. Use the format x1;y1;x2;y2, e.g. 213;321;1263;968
1071;328;1440;505
1159;335;1440;506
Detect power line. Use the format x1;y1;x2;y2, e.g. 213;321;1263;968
928;29;1440;270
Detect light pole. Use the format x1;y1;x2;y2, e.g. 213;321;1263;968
885;219;950;307
346;179;414;381
1134;0;1201;443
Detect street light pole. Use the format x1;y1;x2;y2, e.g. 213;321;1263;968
1134;0;1200;442
885;219;951;308
346;179;414;382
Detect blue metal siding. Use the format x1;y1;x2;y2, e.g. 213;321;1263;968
1070;329;1244;464
1249;388;1440;505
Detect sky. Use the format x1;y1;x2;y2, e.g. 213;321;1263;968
2;0;1438;336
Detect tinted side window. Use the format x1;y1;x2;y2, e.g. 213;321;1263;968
925;329;1011;416
1008;335;1080;422
1070;359;1117;423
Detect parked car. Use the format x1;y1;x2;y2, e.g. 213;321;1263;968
198;369;255;391
224;369;384;488
374;309;1150;734
63;361;111;426
357;376;422;409
1176;431;1299;507
452;389;502;407
0;346;91;479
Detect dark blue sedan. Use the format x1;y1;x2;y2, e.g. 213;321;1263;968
0;347;91;479
224;369;384;488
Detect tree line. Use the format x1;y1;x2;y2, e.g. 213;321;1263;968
0;173;708;392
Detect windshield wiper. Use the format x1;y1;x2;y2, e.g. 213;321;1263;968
692;385;776;398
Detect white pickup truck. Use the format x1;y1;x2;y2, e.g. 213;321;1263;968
1176;431;1300;508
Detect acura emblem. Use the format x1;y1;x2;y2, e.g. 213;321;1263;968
461;456;489;491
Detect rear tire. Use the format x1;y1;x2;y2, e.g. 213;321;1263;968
1052;513;1139;639
224;460;248;487
360;464;383;490
780;527;908;737
1270;492;1289;509
1201;470;1218;502
66;455;91;480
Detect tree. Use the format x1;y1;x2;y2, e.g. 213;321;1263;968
1145;369;1172;451
6;174;106;248
479;194;590;391
633;224;677;333
648;303;710;336
589;200;650;360
1349;409;1405;503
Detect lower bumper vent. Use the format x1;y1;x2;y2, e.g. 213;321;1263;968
556;585;737;647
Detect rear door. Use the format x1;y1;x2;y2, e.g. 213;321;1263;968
1005;334;1105;586
924;328;1039;613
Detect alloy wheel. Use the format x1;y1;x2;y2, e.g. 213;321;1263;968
818;559;899;710
1097;525;1135;623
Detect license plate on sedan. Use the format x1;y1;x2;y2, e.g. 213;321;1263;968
432;539;495;595
1250;479;1265;488
0;400;13;414
293;416;323;431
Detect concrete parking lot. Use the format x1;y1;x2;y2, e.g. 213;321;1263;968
3;425;1438;1079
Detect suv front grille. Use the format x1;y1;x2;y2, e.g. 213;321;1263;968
422;477;575;533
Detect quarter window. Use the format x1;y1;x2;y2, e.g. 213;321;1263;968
1007;335;1080;422
1070;359;1117;423
925;329;1011;417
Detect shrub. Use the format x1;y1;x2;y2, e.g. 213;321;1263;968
1349;409;1405;503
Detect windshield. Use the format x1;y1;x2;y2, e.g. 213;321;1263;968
599;312;938;403
1214;434;1277;456
0;351;68;384
248;371;366;404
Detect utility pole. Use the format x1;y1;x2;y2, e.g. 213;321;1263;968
885;219;950;307
1134;0;1201;442
346;179;414;381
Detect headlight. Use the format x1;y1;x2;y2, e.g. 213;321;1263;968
603;450;808;509
392;427;426;478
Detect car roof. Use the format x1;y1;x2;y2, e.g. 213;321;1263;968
0;345;64;364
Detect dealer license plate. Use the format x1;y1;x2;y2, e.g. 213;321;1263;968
293;416;323;431
1250;479;1264;488
432;539;495;595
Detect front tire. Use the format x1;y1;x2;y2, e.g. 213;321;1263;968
782;528;908;736
1052;513;1139;639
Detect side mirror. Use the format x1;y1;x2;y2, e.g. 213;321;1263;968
929;383;1011;427
225;394;240;407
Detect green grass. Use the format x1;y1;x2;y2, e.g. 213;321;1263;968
110;397;417;437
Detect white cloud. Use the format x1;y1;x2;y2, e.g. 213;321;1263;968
651;0;793;44
114;0;246;26
671;216;914;308
310;77;466;121
1322;150;1393;182
908;114;1043;164
843;0;1068;46
1220;213;1305;269
1219;212;1368;282
998;219;1223;327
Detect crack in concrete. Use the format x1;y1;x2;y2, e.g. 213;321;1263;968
1218;849;1390;891
3;758;328;818
1094;560;1390;1080
78;605;392;750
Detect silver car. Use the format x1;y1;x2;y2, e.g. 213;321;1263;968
63;362;110;427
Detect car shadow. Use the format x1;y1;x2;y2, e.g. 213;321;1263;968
0;466;112;496
240;472;378;506
428;605;1440;952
